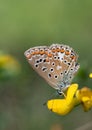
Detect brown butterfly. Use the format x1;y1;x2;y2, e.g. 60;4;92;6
24;44;80;94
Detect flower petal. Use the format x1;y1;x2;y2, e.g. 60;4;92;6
47;84;79;115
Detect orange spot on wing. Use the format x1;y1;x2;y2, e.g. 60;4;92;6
56;48;60;52
71;56;75;59
48;53;53;57
39;50;45;55
65;51;70;55
52;48;56;53
60;49;65;53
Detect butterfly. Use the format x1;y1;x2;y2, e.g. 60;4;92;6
24;43;80;95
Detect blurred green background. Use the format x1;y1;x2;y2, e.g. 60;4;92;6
0;0;92;130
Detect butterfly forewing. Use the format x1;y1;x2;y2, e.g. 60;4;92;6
24;44;80;92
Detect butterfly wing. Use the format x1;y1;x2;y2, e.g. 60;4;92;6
24;45;61;89
49;44;80;91
24;44;80;92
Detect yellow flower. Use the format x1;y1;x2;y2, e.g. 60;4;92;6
76;87;92;111
89;73;92;78
47;81;92;115
0;53;21;80
47;84;80;115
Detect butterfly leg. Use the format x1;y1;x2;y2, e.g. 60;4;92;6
57;89;66;98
